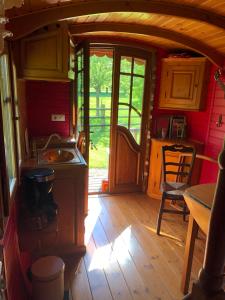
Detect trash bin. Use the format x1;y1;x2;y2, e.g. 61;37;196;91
31;256;65;300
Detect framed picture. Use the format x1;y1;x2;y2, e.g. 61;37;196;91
169;116;186;139
154;115;171;139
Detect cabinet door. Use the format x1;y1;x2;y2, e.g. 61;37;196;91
20;24;69;80
159;58;208;110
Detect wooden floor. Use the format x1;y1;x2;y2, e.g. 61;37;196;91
71;193;206;300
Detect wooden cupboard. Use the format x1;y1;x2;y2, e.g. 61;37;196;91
159;57;209;110
19;152;87;257
147;138;204;199
19;23;73;81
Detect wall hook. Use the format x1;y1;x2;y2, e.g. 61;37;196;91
216;114;223;127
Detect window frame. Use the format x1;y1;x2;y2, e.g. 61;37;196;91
0;43;20;217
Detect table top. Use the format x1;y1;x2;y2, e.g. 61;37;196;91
184;183;216;209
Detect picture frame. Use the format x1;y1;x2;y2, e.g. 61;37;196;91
154;115;171;139
169;116;186;139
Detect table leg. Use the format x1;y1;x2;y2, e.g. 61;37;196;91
181;215;199;295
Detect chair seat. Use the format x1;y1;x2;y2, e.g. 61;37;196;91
161;181;189;198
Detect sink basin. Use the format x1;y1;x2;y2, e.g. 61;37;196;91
38;148;80;164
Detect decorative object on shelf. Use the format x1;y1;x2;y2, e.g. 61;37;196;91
154;115;171;139
169;115;186;139
0;0;24;54
214;68;225;94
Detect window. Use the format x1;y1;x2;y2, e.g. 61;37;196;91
0;53;16;197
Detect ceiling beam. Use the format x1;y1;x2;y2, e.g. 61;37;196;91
7;0;225;39
69;22;225;67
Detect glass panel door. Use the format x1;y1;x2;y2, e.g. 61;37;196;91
109;49;151;193
75;42;90;163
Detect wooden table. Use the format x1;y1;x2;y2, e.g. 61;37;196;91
181;183;216;295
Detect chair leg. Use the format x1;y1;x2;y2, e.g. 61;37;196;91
183;203;188;222
157;194;166;235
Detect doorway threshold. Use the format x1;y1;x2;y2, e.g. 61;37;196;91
88;168;108;194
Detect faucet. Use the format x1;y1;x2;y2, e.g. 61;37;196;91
40;133;61;151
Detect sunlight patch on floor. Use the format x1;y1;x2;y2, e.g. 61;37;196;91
85;195;102;244
143;224;184;247
88;226;132;271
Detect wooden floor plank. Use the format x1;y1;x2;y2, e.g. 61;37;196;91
92;217;134;300
71;259;93;300
71;193;205;300
84;235;113;300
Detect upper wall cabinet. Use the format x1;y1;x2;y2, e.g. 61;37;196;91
159;57;210;110
19;23;74;81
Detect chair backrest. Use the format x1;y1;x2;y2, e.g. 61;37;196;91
162;144;196;184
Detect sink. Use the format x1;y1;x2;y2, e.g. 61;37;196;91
38;148;80;164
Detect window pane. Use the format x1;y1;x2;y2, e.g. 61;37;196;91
130;109;141;144
119;75;131;105
133;58;146;76
118;104;129;128
0;54;16;193
120;56;132;73
132;76;144;113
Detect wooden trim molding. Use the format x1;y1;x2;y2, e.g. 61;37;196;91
70;23;224;67
7;0;225;40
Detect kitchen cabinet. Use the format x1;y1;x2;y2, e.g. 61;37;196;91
159;57;209;110
19;23;73;81
147;138;204;199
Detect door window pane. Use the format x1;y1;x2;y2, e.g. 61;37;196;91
130;109;141;144
132;76;144;113
133;58;145;76
119;75;131;105
118;104;129;128
120;56;132;73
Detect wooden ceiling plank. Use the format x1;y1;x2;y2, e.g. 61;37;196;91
69;22;225;66
7;0;225;39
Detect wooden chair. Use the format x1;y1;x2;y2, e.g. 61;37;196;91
156;144;196;235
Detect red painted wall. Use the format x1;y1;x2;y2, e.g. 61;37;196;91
26;81;71;137
152;55;223;183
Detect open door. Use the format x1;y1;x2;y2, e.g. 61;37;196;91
109;49;151;193
75;42;90;163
